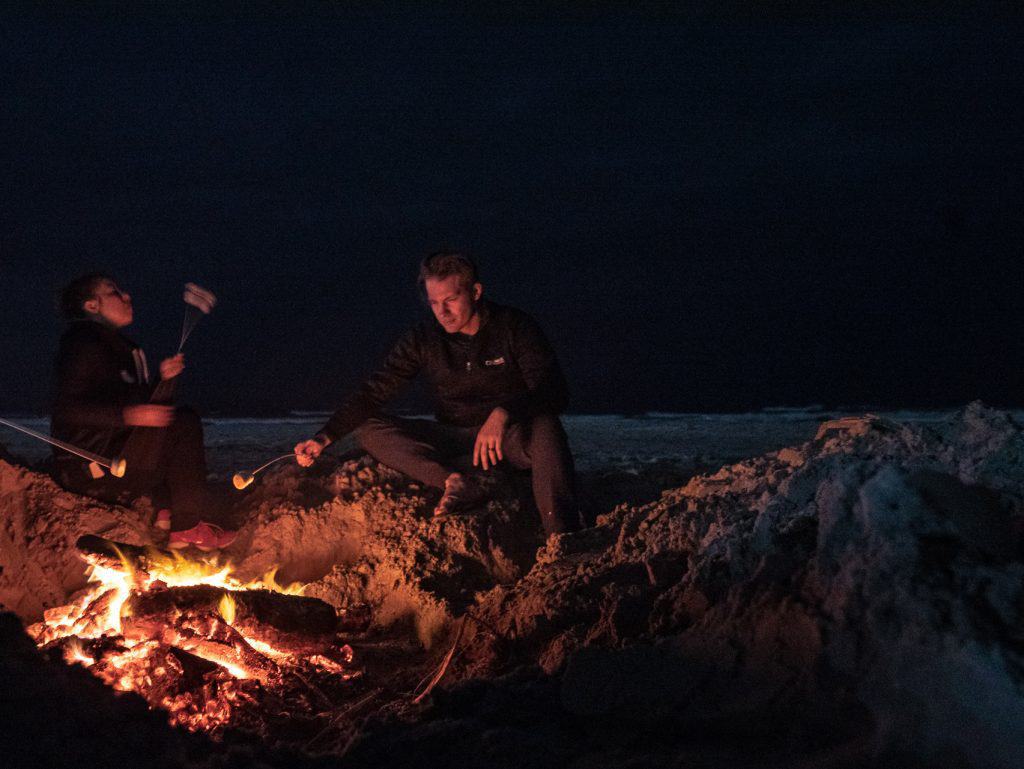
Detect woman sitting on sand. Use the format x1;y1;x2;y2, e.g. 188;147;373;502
50;272;235;551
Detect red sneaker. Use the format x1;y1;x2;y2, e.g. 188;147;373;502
154;509;172;531
168;522;237;552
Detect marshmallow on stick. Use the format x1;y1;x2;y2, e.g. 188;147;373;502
183;282;217;314
178;283;217;352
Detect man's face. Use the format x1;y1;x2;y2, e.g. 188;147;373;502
85;279;133;328
424;275;482;335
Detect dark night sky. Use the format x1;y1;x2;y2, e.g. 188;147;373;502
2;3;1022;417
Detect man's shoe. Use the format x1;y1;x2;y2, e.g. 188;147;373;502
154;509;172;531
168;522;237;552
433;472;487;517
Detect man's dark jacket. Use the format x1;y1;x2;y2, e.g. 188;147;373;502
319;300;568;443
51;320;155;476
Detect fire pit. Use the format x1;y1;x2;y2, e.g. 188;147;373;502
28;535;362;736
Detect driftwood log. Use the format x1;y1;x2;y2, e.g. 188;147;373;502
75;536;342;641
122;585;339;656
76;534;180;573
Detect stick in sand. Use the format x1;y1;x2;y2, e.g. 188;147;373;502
232;453;298;490
0;417;126;477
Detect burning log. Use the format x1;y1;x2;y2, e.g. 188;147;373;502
122;585;341;658
122;607;279;682
76;534;173;573
74;534;310;596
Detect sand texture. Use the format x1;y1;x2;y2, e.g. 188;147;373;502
3;402;1024;768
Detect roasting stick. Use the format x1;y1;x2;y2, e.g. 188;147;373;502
177;283;216;353
117;283;217;480
232;453;298;490
412;616;467;704
0;417;126;477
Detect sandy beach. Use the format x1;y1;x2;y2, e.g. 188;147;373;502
3;403;1023;768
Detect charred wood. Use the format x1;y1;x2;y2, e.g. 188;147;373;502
122;585;340;658
75;534;172;573
121;595;281;682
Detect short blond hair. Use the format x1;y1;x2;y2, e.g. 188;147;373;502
418;251;479;292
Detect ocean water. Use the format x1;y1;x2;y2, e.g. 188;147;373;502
0;409;992;480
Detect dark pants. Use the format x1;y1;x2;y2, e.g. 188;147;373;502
54;407;224;531
356;413;580;536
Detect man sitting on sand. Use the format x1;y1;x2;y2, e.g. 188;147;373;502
51;273;235;551
294;251;582;536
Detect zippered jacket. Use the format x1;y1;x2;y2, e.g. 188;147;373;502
319;300;568;443
51;320;156;471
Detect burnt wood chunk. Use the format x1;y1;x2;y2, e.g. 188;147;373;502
76;534;173;572
121;608;279;682
122;585;339;656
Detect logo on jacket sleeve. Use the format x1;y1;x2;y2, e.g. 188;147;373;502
483;357;506;367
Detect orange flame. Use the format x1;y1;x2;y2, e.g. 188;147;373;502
32;545;350;734
218;592;236;625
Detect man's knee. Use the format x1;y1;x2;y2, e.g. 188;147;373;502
526;414;568;449
354;415;397;452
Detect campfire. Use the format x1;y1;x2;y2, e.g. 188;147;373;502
28;535;363;736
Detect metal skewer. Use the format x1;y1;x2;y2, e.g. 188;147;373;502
0;417;126;477
232;453;297;490
178;282;217;353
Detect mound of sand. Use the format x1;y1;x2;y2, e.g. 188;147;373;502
0;460;157;619
225;455;547;647
350;403;1024;768
3;403;1024;768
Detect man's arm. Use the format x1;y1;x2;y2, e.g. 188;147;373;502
296;328;424;464
501;312;569;421
473;312;567;471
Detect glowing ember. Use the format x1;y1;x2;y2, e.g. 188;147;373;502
65;638;95;666
218;592;236;625
29;536;360;736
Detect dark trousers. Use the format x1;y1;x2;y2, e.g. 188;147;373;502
356;413;580;536
54;407;224;531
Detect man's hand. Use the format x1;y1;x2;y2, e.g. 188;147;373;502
294;438;326;467
159;353;185;380
474;407;509;471
124;404;175;427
